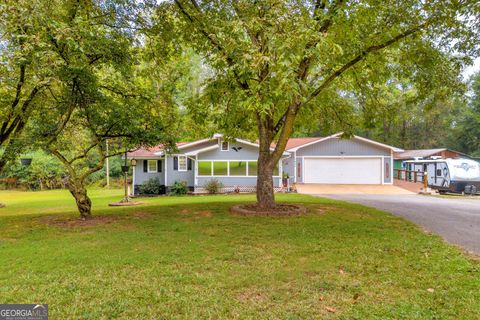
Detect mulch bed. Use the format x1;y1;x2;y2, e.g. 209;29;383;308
39;215;119;228
230;204;307;216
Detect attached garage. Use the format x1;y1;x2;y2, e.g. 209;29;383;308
303;157;382;184
282;133;403;185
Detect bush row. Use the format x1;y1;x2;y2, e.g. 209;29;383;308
138;178;224;195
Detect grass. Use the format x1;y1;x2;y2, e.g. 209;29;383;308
0;189;479;319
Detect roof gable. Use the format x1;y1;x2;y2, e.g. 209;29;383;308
284;137;323;150
127;136;290;159
286;132;403;152
393;148;474;160
127;142;187;158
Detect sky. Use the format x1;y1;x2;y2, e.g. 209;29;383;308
463;57;480;79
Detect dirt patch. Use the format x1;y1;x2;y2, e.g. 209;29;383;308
178;209;213;221
231;204;306;216
237;287;267;303
130;211;152;219
197;211;213;218
178;209;191;215
310;205;339;215
39;215;120;228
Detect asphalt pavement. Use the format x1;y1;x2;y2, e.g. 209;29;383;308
324;194;480;255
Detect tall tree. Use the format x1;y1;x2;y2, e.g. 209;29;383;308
23;0;179;218
452;72;480;156
356;76;466;149
0;0;54;171
168;0;479;209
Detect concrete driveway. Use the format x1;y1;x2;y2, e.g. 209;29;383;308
296;184;413;195
323;194;480;255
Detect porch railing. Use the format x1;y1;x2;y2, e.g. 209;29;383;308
394;169;425;183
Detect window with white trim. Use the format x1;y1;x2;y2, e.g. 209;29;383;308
247;161;257;176
221;141;229;151
147;160;157;173
229;161;247;176
198;161;212;176
196;160;281;177
178;156;187;171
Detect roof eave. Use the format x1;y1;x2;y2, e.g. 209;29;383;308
287;132;342;152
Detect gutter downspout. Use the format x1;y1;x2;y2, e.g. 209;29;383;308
132;164;135;196
195;154;198;191
294;151;297;183
165;155;168;188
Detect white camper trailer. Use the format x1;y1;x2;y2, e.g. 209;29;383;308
404;158;480;194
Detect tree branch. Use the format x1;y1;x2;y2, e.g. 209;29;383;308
305;24;425;105
174;0;250;90
0;83;46;145
297;0;345;81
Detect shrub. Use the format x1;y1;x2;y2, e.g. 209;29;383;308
138;177;163;195
203;179;224;194
169;180;188;196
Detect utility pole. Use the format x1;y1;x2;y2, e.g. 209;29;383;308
105;139;110;188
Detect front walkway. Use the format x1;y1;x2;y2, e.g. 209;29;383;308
295;184;413;195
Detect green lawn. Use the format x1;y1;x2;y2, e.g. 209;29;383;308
0;189;479;319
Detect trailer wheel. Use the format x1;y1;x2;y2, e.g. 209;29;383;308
438;190;447;195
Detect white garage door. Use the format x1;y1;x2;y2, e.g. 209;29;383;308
304;158;382;184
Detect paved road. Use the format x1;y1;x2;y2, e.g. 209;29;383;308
324;194;480;255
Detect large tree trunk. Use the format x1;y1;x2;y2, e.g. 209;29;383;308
66;177;92;219
0;155;5;207
255;107;297;210
256;115;277;209
256;150;276;209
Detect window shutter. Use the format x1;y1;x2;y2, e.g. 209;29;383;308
173;157;178;170
187;158;192;170
157;160;162;173
143;160;147;173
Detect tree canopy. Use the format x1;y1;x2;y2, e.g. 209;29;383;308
165;0;480;208
1;0;479;213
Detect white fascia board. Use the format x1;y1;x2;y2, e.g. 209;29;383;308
353;135;404;152
235;138;291;156
286;132;342;152
153;138;215;156
184;144;219;156
127;155;164;159
177;138;214;150
287;132;404;153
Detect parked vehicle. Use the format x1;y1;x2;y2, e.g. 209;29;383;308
403;158;480;194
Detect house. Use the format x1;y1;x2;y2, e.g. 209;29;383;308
281;133;402;185
393;148;474;170
127;133;402;194
127;134;289;194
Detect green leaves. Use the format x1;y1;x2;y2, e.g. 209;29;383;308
170;0;478;141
